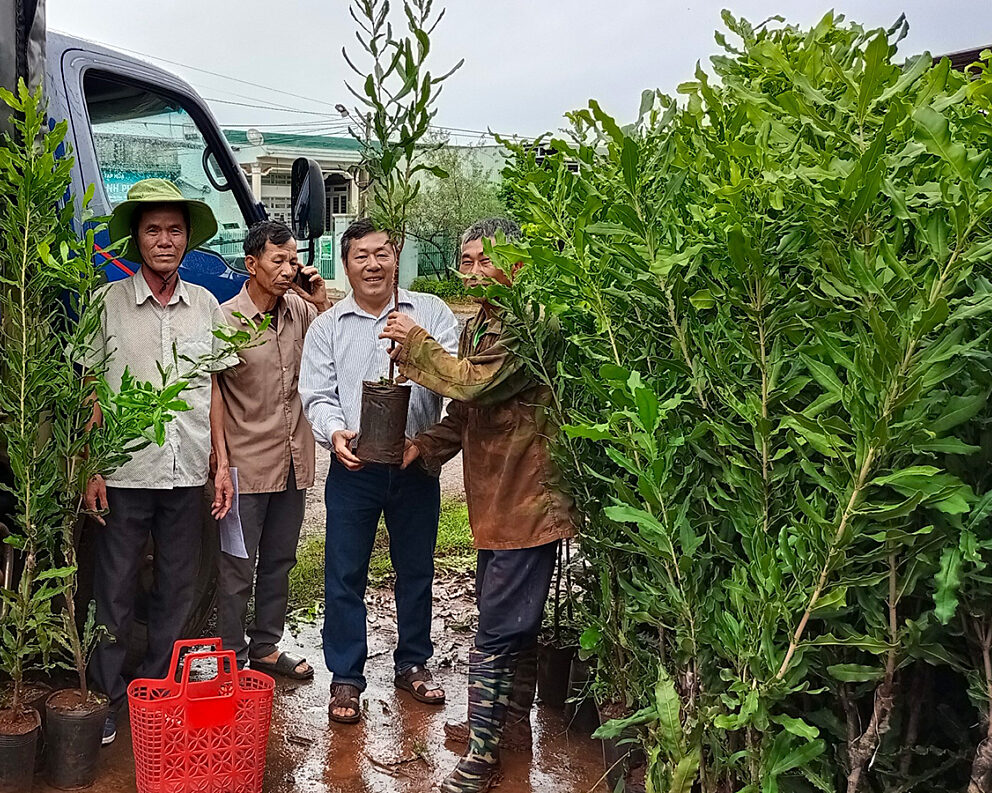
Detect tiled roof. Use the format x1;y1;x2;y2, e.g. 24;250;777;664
223;129;363;152
936;47;990;71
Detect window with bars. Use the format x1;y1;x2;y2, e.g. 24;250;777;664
326;183;349;216
265;196;292;221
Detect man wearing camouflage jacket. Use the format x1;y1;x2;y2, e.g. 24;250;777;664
380;217;577;793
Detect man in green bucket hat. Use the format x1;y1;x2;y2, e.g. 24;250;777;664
83;178;236;746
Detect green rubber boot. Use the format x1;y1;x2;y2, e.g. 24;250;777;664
439;648;517;793
443;644;537;752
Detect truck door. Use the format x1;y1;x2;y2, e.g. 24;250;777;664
61;54;265;303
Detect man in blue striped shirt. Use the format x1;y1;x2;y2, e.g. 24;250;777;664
300;218;459;724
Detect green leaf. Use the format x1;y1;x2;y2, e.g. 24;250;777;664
634;387;660;433
654;669;684;758
935;547;962;624
800;354;844;395
872;466;941;487
771;714;820;741
912;437;981;455
913;106;972;181
35;566;75;582
592;704;659;739
857;34;890;121
770;737;825;776
827;664;884;682
562;423;614;441
812;586;847;614
689;289;715;310
621;138;639;192
669;749;700;793
579;626;602;651
931;394;986;433
727;226;755;272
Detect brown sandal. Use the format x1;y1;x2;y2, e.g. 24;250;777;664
394;664;446;705
329;682;361;724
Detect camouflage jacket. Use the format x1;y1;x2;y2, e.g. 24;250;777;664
396;306;578;550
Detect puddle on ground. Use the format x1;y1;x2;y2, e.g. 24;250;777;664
34;579;606;793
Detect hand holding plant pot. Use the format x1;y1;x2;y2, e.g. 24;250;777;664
341;0;463;463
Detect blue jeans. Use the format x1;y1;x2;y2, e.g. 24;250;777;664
323;460;440;691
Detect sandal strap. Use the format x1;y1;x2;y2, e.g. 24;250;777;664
276;652;308;672
400;664;442;692
330;682;361;709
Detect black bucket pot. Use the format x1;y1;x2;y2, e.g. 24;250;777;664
44;690;109;790
564;657;600;736
0;709;41;793
2;682;52;773
355;381;411;465
537;644;575;709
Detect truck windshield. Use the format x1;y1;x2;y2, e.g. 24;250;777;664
83;71;248;274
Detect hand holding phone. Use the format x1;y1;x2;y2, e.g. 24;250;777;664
294;265;314;294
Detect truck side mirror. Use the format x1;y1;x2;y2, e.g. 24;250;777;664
291;157;326;240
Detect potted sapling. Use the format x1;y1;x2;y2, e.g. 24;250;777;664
341;0;462;462
0;80;77;793
0;82;264;790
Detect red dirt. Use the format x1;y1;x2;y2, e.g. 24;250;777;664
0;681;52;710
46;689;108;715
0;706;40;736
33;576;607;793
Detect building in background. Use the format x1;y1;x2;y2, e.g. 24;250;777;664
90;118;509;294
224;128;422;293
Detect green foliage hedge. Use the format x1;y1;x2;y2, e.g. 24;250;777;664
495;12;992;792
410;275;468;300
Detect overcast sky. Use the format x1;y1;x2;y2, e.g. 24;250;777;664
48;0;992;142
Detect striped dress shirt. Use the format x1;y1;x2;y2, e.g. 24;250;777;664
299;288;459;448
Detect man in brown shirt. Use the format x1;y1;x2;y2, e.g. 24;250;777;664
211;220;330;677
381;218;577;793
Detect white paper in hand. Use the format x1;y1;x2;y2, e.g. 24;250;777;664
219;467;249;558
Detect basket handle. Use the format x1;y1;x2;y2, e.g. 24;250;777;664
167;637;223;683
178;650;239;730
179;650;239;696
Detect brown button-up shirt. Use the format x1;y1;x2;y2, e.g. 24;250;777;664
217;285;318;494
397;307;578;550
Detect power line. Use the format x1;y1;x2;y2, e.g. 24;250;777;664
61;31;526;144
62;32;344;113
219;121;355;130
203;97;338;116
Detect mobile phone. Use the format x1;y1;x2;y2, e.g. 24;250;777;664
294;266;314;294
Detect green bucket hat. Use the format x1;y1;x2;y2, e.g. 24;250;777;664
108;178;218;263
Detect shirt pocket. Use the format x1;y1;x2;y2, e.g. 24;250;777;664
291;336;304;388
175;336;213;384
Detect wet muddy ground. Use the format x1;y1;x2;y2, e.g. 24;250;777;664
35;572;606;793
34;300;607;791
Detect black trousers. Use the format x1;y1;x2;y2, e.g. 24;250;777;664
89;486;203;708
474;540;560;654
218;468;306;665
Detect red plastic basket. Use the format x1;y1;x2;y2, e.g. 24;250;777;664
127;638;274;793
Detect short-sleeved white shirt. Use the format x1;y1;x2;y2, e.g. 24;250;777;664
90;272;232;489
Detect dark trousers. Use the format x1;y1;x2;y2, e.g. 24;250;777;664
218;467;306;666
89;486;203;708
475;541;559;654
323;460;440;691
